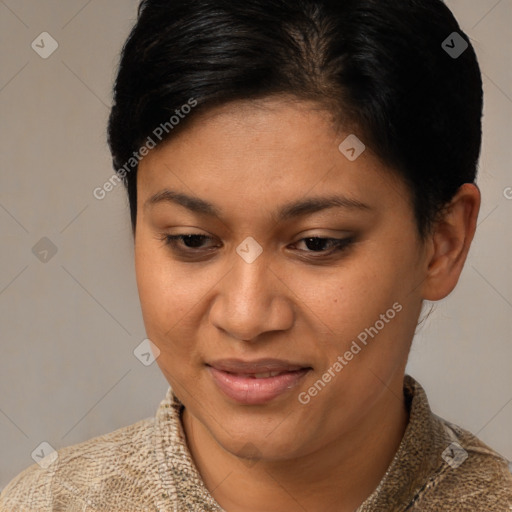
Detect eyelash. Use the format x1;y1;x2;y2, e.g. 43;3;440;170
159;234;353;258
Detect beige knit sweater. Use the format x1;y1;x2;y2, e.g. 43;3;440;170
1;375;511;511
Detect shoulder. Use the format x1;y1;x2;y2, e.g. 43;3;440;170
413;416;512;511
0;417;156;512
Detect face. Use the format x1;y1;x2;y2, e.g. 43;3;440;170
135;97;427;462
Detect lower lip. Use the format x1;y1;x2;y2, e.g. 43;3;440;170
207;366;310;405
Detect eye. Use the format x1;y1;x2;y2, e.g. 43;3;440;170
292;237;354;256
161;234;215;251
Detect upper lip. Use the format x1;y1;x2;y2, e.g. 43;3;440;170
207;358;311;374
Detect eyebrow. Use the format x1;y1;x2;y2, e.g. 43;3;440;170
144;189;372;222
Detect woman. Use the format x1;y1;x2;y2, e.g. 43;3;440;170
1;0;511;510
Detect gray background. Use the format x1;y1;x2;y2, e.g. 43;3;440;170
0;0;511;490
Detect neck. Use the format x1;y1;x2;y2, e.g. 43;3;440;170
182;375;409;512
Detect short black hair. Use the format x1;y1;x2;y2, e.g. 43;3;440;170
107;0;483;238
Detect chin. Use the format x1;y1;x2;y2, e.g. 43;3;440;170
212;416;311;461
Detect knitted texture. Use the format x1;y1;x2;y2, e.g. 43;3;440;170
1;375;511;511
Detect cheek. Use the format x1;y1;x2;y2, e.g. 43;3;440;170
134;245;201;386
134;239;186;334
281;255;402;335
286;246;417;370
133;237;220;342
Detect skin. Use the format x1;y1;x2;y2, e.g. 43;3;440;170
134;96;480;511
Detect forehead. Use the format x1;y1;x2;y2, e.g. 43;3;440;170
136;98;410;221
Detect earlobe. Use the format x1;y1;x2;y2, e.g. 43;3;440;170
422;183;481;301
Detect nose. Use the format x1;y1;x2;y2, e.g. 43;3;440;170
209;248;294;342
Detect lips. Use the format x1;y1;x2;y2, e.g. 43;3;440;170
207;358;311;405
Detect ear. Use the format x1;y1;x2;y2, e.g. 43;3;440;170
422;183;481;301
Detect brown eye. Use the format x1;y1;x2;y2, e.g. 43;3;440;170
164;234;214;250
293;237;353;255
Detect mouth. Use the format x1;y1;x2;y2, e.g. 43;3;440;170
206;359;312;405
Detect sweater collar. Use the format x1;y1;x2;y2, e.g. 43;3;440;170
357;375;448;510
